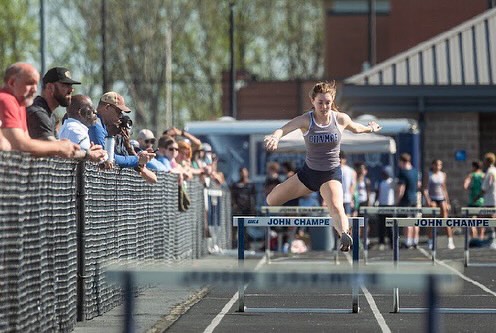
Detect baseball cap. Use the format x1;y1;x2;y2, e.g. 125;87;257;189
201;143;212;152
42;67;81;85
138;129;155;141
100;91;131;113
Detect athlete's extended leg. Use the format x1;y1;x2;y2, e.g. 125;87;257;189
266;174;313;206
320;180;352;251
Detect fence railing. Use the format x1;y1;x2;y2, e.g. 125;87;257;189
0;151;232;333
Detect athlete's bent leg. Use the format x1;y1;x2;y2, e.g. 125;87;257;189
319;180;349;236
266;174;312;206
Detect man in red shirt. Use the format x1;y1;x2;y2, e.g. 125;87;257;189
0;62;80;158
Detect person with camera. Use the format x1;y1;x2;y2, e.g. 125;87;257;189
88;91;156;183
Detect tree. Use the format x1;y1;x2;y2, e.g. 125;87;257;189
0;0;38;72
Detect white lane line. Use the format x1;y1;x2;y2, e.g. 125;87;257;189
418;247;496;297
344;253;391;333
203;258;265;333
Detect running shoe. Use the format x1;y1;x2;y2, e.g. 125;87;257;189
340;232;353;252
447;238;455;250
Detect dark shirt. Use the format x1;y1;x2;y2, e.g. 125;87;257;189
231;182;256;215
398;167;418;206
27;96;56;140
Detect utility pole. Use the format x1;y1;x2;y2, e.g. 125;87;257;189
40;0;46;75
229;2;236;119
367;0;377;66
101;0;109;92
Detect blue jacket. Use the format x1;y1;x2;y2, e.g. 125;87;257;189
88;117;139;168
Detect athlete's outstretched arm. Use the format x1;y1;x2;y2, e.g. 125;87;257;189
338;113;382;134
264;114;309;151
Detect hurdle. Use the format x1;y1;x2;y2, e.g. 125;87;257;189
360;206;440;264
105;260;460;333
260;206;339;263
234;216;364;313
461;207;496;267
386;217;496;314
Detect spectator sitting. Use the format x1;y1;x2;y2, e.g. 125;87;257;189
27;67;80;141
0;62;79;158
58;94;107;163
136;128;167;172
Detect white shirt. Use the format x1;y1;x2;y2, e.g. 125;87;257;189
341;164;356;203
378;178;395;205
59;118;90;150
482;165;496;206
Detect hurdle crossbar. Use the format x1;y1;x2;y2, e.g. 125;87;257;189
359;206;440;264
235;216;363;313
385;217;496;314
461;207;496;267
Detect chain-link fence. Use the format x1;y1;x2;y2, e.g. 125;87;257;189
0;151;232;332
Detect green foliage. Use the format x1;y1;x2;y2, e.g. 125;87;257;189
42;0;324;131
0;0;38;72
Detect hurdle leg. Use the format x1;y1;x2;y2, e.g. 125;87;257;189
392;220;400;313
426;275;439;333
363;215;369;264
265;227;271;264
352;218;360;313
464;227;469;267
123;271;135;333
238;218;245;312
431;226;437;264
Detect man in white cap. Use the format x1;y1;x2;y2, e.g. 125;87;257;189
137;128;167;171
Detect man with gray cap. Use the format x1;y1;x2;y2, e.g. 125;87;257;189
27;67;80;140
89;91;156;183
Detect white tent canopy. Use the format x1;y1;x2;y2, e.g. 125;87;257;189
277;129;396;154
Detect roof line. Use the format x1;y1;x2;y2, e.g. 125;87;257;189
346;8;496;83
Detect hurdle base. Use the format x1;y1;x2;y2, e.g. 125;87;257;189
243;306;357;314
396;307;496;314
466;262;496;267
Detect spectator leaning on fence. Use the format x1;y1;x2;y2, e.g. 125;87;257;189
88;92;155;177
58;94;107;163
0;62;79;158
0;120;11;151
136;128;167;172
27;67;80;141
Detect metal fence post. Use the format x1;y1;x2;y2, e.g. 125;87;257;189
76;161;86;321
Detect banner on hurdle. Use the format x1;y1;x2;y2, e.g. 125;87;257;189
461;207;496;216
386;217;496;228
360;206;440;215
233;216;364;227
261;206;329;215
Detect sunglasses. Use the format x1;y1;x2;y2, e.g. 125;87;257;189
144;139;156;144
168;147;179;152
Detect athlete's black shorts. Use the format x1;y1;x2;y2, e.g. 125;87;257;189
297;163;342;192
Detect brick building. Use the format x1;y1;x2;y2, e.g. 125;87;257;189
222;1;496;206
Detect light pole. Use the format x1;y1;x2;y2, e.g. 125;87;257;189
229;2;236;119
